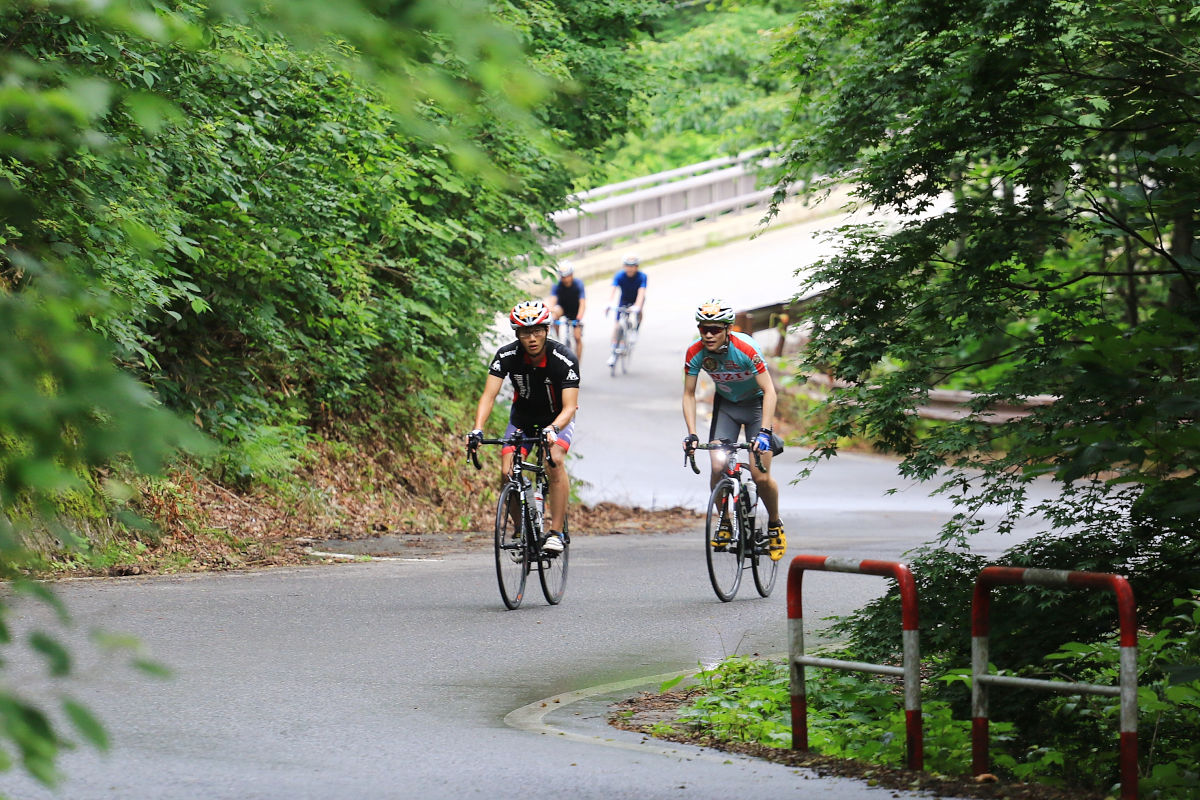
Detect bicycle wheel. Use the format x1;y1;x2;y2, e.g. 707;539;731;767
538;514;569;605
494;483;528;609
749;502;778;597
704;481;743;601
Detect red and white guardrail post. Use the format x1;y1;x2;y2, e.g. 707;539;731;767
788;555;923;770
971;567;1138;799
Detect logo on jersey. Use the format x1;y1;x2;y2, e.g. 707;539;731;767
553;350;574;367
491;360;501;371
566;369;578;381
751;354;764;369
702;356;719;372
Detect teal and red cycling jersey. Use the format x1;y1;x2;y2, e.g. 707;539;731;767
683;331;768;403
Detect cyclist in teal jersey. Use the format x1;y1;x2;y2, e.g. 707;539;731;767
682;299;786;560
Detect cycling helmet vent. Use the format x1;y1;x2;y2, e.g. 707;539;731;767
695;299;734;324
510;300;552;329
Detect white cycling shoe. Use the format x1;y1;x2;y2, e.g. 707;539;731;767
541;533;564;553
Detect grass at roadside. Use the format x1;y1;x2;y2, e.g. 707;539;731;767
609;654;1108;800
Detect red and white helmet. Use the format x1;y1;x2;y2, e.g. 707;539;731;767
695;298;735;324
509;300;552;329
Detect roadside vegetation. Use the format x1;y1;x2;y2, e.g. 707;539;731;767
626;591;1200;798
583;1;800;187
5;0;1198;794
1;0;665;786
606;0;1200;797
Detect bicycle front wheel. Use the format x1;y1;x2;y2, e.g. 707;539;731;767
749;505;778;597
494;483;528;609
705;482;743;602
538;515;570;605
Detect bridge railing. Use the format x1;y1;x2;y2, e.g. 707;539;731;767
545;149;793;257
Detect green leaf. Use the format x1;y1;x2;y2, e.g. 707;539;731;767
62;699;109;751
29;633;71;678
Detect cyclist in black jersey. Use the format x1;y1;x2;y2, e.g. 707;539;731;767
468;300;580;554
549;263;586;358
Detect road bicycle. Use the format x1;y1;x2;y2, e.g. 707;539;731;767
685;440;778;602
550;317;580;357
469;432;569;609
609;305;638;377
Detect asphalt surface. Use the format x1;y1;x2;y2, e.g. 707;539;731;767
3;215;1057;799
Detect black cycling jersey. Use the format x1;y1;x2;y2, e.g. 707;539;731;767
552;279;585;320
488;339;581;429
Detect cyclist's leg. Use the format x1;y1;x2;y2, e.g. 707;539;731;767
738;398;785;558
707;395;739;489
500;420;524;529
544;421;574;533
572;319;584;359
607;311;623;366
736;398;780;520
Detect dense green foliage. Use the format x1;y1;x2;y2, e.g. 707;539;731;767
778;0;1200;639
763;0;1200;793
586;0;799;185
1;0;657;786
6;1;657;483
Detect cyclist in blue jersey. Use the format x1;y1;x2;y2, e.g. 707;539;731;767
681;299;786;560
468;300;580;554
605;254;647;367
549;263;586;358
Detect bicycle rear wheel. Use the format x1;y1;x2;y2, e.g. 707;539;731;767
749;505;778;597
538;515;570;605
705;482;743;601
494;483;528;609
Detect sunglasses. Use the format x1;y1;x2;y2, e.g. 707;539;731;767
698;325;726;336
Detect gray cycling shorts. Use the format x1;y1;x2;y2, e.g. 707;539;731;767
708;394;784;453
708;394;763;442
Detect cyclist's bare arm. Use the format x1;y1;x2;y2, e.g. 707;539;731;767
548;387;579;439
472;374;505;432
633;286;646;313
755;370;777;428
682;373;700;438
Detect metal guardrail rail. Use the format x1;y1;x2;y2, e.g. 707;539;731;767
546;150;791;257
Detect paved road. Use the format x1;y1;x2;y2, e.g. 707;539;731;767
4;217;1053;799
10;537;934;800
561;211;1055;559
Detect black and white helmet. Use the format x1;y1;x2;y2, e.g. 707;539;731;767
695;298;735;325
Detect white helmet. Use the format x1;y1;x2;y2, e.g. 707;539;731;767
695;298;734;324
509;300;552;329
622;253;640;267
558;262;574;277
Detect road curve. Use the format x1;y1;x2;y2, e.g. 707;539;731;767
5;218;1049;799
